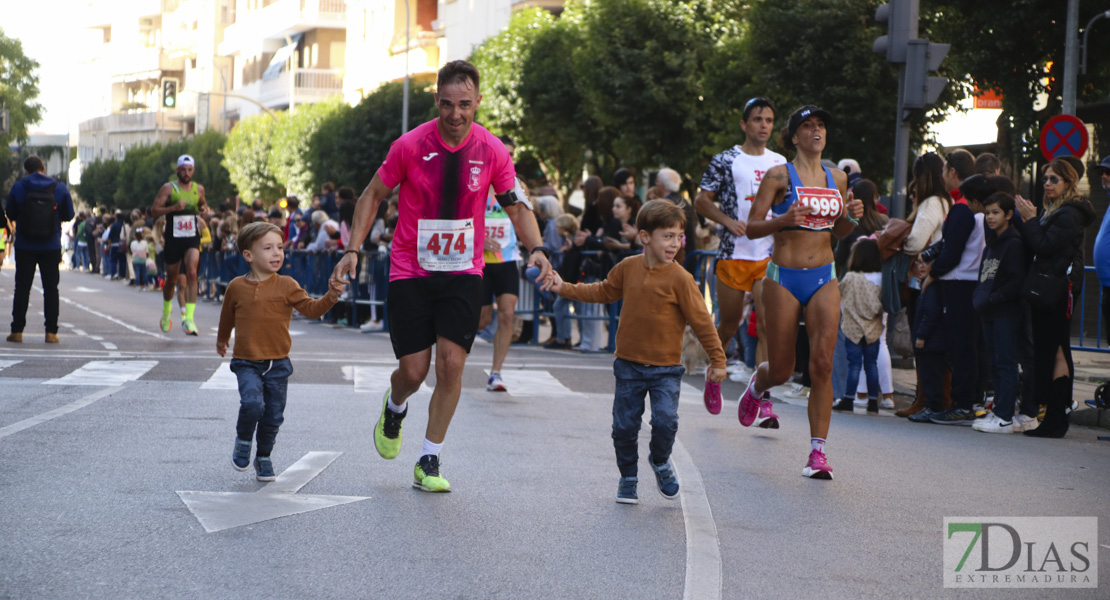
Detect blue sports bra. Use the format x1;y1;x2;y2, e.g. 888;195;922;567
771;163;843;231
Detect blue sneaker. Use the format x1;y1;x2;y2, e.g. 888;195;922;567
254;456;276;482
616;476;639;505
908;408;939;423
930;408;975;426
232;438;251;471
651;460;679;499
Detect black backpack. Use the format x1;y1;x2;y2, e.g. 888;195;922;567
20;180;58;241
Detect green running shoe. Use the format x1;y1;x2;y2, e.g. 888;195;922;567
374;387;405;459
182;318;198;336
159;313;172;333
413;454;451;493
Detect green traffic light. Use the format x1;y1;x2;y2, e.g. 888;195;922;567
165;97;175;108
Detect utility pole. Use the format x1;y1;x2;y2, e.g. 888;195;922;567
1062;0;1080;115
402;0;410;134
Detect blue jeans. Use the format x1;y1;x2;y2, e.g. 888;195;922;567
832;328;848;401
844;335;880;400
231;357;293;456
982;315;1020;421
133;262;147;287
75;244;90;270
611;358;685;477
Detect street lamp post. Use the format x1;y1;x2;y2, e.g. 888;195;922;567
1082;10;1110;75
1062;0;1079;115
402;0;410;134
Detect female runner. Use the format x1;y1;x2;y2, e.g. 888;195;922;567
741;106;862;480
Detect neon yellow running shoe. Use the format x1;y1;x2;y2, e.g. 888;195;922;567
374;387;405;459
160;313;172;333
182;318;198;336
413;454;451;493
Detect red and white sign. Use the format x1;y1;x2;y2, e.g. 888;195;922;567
795;187;844;230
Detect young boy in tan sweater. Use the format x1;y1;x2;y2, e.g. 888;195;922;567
217;222;345;481
543;200;727;504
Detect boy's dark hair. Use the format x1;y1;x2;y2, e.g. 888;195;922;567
497;134;515;148
322;182;335;193
742;97;775;122
636;199;686;233
975;152;1000;175
944;149;975;181
437;60;480;91
237;222;283;256
988;174;1016;195
981;192;1014;214
847;238;881;273
957;174;997;204
337;186;355;201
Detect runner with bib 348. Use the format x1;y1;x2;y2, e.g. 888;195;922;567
331;61;551;493
152;155;208;336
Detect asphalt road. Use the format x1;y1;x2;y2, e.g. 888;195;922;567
1;268;1108;600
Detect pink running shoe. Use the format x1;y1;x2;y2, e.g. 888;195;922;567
754;401;780;429
738;373;761;427
703;379;722;415
802;449;834;480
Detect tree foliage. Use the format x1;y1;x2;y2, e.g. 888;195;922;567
268;96;345;199
223;112;284;203
75;158;121;209
0;28;45;195
308;81;437;192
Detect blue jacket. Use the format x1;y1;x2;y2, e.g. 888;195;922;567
1094;205;1110;287
973;224;1026;319
4;173;76;251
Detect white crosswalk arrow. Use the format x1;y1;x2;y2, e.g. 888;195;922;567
177;451;369;533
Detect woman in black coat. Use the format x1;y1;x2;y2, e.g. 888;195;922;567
1014;158;1096;437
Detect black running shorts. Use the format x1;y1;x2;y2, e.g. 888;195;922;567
163;234;200;265
481;260;520;305
387;274;483;358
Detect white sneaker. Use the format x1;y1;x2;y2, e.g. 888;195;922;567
783;383;809;399
726;362;745;373
853;397;868;408
973;413;1014;434
360;320;383;332
728;364;753;382
879;397;895;410
1012;414;1039;432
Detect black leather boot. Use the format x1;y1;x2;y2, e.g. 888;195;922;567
1024;377;1071;438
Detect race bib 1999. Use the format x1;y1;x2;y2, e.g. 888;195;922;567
794;187;843;231
417;218;475;272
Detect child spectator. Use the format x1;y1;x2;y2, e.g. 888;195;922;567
542;200;726;504
908;280;948;423
542;215;583;349
834;238;884;414
971;192;1029;433
217;222;345;481
130;228;150;291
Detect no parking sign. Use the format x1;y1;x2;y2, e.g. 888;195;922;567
1039;115;1089;161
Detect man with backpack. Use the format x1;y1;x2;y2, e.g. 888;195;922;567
4;156;76;343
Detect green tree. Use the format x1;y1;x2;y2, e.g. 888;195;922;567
113;140;189;211
928;1;1110;177
188;130;237;206
0;28;45;196
308;82;437;191
472;7;591;200
76;158;121;209
268;96;345;199
223;112;284;203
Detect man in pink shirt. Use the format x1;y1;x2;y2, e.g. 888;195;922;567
333;60;551;493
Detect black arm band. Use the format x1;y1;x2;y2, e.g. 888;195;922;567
344;250;359;255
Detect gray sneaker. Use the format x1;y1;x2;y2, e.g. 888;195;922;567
616;476;639;505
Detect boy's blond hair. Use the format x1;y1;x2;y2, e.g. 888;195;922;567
237;222;283;256
635;199;686;233
555;214;578;236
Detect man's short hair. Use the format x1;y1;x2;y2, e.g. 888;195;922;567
322;182;335;193
237;222;283;256
944;149;975;180
437;60;480;91
338;186;355;201
24;156;45;174
636;199;686;233
742;97;775;122
656;168;682;193
975;152;1001;175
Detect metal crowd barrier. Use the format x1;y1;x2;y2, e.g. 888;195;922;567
195;247;1107;354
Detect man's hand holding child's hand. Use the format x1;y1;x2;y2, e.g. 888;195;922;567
540;271;564;293
328;276;346;295
707;366;727;384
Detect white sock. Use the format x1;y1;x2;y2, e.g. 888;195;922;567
386;390;407;414
421;438;443;457
811;437;826;453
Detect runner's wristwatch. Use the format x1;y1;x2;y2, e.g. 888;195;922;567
530;247;550;259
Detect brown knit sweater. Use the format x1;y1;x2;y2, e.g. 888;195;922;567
558;254;726;369
217;274;339;360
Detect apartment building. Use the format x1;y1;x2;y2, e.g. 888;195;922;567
76;0;232;165
217;0;347;121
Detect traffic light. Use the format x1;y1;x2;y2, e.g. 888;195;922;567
903;39;950;109
872;0;917;63
162;78;178;109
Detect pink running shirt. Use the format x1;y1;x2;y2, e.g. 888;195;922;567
377;119;516;281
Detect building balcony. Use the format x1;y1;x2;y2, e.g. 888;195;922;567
219;0;346;56
229;67;343;114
